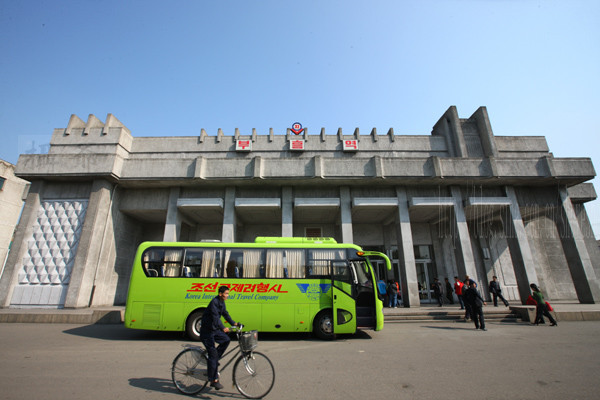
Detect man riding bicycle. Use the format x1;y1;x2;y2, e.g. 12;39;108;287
200;285;239;390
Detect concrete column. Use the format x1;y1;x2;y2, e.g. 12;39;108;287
431;223;447;276
340;186;353;243
395;187;419;308
502;186;539;303
450;186;478;280
472;106;499;157
222;187;236;242
0;181;44;307
64;179;114;308
281;187;293;237
382;225;395;281
163;187;181;242
557;187;600;303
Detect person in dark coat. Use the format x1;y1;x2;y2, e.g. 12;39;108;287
463;281;487;331
387;280;398;308
489;275;509;307
200;285;239;390
463;275;473;320
432;278;443;307
444;277;454;304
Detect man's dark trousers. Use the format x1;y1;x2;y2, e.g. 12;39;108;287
457;294;465;309
471;305;485;330
201;330;231;381
492;292;509;307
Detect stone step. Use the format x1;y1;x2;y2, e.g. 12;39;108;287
384;310;521;323
385;316;520;323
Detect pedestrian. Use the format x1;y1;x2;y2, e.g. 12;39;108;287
463;275;473;319
200;285;239;390
529;283;557;326
444;277;454;304
377;279;388;305
454;276;465;310
387;280;398;308
432;278;443;307
464;281;487;331
488;275;509;307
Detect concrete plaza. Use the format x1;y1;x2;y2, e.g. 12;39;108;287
0;319;598;399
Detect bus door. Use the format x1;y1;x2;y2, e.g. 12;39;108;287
331;260;357;335
359;251;392;330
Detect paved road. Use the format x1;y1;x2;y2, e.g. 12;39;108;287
1;320;599;400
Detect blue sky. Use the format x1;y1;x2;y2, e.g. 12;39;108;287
1;0;599;237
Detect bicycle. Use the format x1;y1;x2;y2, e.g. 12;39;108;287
171;324;275;399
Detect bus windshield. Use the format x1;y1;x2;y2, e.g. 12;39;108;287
350;260;373;287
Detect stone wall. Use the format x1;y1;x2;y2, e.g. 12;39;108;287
0;161;28;274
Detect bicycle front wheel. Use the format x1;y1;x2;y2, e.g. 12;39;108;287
171;348;209;395
233;351;275;399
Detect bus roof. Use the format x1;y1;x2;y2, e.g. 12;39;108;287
254;237;338;244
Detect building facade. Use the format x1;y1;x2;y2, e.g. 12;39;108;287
0;161;29;278
1;106;599;309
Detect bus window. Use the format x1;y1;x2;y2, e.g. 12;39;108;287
265;250;285;278
224;250;241;278
142;248;164;277
286;249;305;278
263;249;307;279
223;249;265;278
307;249;346;277
332;261;352;283
163;249;183;277
184;248;221;278
242;249;264;278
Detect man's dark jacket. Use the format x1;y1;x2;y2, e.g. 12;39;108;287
464;286;485;308
200;296;235;335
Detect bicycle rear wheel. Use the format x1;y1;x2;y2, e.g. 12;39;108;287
171;348;209;395
233;351;275;399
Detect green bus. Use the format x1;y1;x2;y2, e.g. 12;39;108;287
124;237;391;340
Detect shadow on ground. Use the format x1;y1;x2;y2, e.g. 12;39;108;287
128;377;247;399
62;323;373;342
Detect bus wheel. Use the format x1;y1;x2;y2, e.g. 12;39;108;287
313;310;334;340
185;311;204;341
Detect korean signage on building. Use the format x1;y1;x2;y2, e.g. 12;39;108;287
343;139;358;151
236;140;252;151
290;139;305;151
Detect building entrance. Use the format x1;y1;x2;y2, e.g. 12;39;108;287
416;261;437;304
372;259;403;306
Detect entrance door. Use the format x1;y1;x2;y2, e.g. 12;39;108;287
416;261;437;304
331;260;357;335
372;260;386;282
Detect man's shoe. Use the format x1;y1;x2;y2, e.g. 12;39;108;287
481;328;487;331
210;381;224;390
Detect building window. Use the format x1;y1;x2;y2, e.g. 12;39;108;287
414;245;432;260
305;227;322;238
0;177;5;191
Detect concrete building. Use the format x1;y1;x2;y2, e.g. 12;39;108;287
1;106;599;309
0;161;29;278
